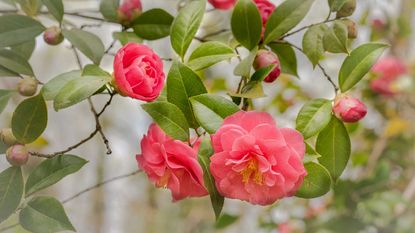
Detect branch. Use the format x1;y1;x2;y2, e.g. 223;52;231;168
280;18;339;39
87;98;112;155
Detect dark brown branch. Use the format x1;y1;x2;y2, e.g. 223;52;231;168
280;18;340;39
87;99;112;155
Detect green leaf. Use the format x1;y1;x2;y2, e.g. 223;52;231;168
41;0;64;22
19;196;76;233
198;137;224;219
53;74;111;110
190;94;240;134
25;155;87;196
10;39;36;60
328;0;348;11
0;65;18;77
99;0;119;22
233;47;257;77
232;81;265;99
250;64;276;82
0;167;23;223
142;101;189;141
215;214;239;229
0;14;45;47
62;29;105;65
112;31;142;45
302;24;328;67
187;41;235;71
304;142;321;163
170;0;206;59
339;43;388;92
231;0;262;50
133;8;174;40
0;49;34;76
295;162;332;198
316;116;351;181
323;21;349;54
12;94;48;144
82;64;112;77
41;70;81;101
0;89;14;114
167;61;207;128
296;99;332;139
264;0;315;44
269;43;298;76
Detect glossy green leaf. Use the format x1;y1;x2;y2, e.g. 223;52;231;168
264;0;315;44
296;99;332;139
41;0;64;22
304;142;321;163
62;29;105;65
198;137;224;219
231;0;262;50
142;101;189;141
170;0;206;58
53;74;111;110
82;64;112;77
0;89;13;114
41;70;81;101
232;81;265;99
328;0;348;11
167;61;207;128
99;0;119;22
250;64;276;82
10;39;36;60
25;155;88;197
302;24;328;67
0;14;45;47
323;21;348;54
19;196;75;233
0;49;34;75
112;31;142;45
316;116;351;181
12;94;48;144
133;8;174;40
215;214;239;229
190;94;240;133
339;43;388;92
269;43;298;76
0;167;23;223
187;41;235;71
0;65;18;77
295;162;332;198
233;47;257;77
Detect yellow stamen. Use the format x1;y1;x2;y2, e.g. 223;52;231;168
240;160;263;185
156;169;171;188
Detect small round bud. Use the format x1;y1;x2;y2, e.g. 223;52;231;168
253;49;281;83
6;144;29;167
333;95;367;123
0;128;18;146
118;0;142;27
336;0;356;18
18;77;38;96
43;26;64;45
342;19;358;39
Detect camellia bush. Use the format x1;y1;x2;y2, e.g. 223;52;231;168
2;0;414;232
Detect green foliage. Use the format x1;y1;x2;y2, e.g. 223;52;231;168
215;214;239;229
328;0;349;11
323;21;349;54
0;89;14;114
10;39;36;60
0;14;45;47
234;47;257;77
112;31;142;45
302;24;328;67
19;196;75;233
0;49;34;76
231;0;262;50
62;29;105;65
41;70;82;100
296;162;332;198
133;8;174;40
187;41;236;71
25;155;88;196
296;98;333;139
99;0;119;22
0;167;23;223
41;0;64;22
12;93;48;144
269;43;298;76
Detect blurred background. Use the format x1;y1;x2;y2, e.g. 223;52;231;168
0;0;414;232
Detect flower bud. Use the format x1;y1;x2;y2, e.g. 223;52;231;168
333;95;367;123
336;0;356;18
342;19;357;39
43;26;64;45
6;144;29;167
18;77;38;96
0;128;18;146
253;49;281;83
118;0;142;27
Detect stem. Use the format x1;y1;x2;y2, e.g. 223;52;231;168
280;18;339;39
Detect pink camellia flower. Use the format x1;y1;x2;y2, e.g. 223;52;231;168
136;123;208;201
113;43;165;102
253;49;281;83
254;0;276;36
370;57;407;96
208;0;236;10
210;111;306;205
118;0;142;25
333;95;367;123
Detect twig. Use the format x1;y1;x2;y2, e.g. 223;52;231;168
280;18;339;39
104;39;117;54
88;99;112;155
61;170;142;204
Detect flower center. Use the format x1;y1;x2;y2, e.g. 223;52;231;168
156;169;171;188
240;159;263;185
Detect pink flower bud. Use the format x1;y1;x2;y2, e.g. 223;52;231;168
43;26;64;46
333;95;367;123
208;0;236;10
6;144;29;167
18;77;38;96
253;49;281;83
0;128;18;146
118;0;142;26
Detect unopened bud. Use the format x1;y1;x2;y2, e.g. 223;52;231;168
0;128;18;146
336;0;356;18
253;49;281;83
6;144;29;167
43;26;64;45
333;94;367;123
342;19;358;39
18;77;38;96
118;0;142;27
